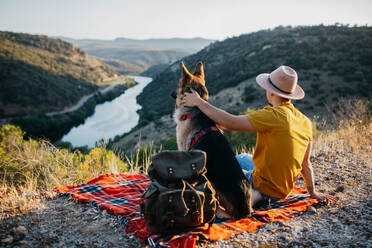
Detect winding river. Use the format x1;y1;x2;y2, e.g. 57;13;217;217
62;76;152;148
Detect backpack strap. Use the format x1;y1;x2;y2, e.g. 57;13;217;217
189;126;220;150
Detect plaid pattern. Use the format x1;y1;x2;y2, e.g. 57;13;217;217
55;174;332;248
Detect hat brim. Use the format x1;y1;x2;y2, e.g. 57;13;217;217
256;73;305;100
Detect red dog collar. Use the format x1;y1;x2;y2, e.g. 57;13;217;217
179;114;194;121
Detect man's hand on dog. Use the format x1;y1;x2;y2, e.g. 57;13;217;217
181;89;203;107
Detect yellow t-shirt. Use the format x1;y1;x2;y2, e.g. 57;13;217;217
246;102;312;199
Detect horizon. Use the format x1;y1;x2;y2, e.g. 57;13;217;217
2;23;370;42
0;0;371;41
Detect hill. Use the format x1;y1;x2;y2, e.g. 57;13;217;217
108;25;372;151
0;31;119;118
136;25;372;126
60;37;215;74
140;63;169;78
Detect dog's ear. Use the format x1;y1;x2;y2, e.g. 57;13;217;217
181;61;193;82
193;61;204;80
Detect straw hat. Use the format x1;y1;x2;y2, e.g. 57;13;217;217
255;65;305;100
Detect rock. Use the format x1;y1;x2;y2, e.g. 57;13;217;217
280;233;288;241
12;226;28;241
278;221;290;228
19;240;28;244
78;224;101;233
335;184;345;192
1;236;14;244
266;224;275;231
319;239;329;246
13;226;28;235
307;206;317;214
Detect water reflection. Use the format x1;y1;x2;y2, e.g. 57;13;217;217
62;76;152;148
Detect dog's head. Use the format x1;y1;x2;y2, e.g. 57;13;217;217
172;61;209;109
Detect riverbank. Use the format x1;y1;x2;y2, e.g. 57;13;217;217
62;76;152;148
46;76;127;117
10;78;136;145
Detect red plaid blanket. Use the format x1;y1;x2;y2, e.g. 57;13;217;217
54;173;330;248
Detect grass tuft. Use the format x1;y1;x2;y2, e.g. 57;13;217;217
0;125;155;219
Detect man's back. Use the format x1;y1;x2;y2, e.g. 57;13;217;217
247;102;312;198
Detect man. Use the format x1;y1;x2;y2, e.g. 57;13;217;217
181;65;331;206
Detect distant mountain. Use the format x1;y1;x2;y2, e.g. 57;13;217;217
0;31;119;118
59;37;215;52
85;47;188;74
59;37;215;74
136;25;372;125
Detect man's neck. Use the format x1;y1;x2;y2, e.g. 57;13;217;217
272;98;291;107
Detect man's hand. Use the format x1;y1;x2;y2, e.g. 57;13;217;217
180;89;203;107
179;89;256;132
310;191;337;202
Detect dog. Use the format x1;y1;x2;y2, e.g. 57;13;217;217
171;61;253;219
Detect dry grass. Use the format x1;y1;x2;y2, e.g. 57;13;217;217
0;125;157;220
124;143;159;174
313;99;372;164
0;186;48;221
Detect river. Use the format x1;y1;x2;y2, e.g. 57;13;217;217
61;76;152;148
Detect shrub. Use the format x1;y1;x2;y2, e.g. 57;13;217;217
0;125;128;191
162;135;178;150
243;84;257;103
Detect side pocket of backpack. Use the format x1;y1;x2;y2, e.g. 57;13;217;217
141;183;159;228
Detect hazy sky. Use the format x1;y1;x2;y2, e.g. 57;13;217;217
0;0;371;40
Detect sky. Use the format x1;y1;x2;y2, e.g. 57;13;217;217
0;0;371;40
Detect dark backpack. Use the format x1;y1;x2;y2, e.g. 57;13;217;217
141;150;218;234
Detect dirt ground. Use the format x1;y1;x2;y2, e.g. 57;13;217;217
1;148;371;248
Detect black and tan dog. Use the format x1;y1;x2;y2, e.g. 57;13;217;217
171;61;252;219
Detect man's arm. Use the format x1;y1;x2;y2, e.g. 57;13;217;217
301;141;333;201
181;89;256;132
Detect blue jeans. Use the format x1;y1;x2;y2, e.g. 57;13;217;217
235;153;280;206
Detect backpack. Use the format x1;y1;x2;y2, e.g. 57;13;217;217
140;150;218;234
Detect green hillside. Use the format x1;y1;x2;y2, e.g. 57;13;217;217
0;31;118;117
136;25;372;125
140;63;169;78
